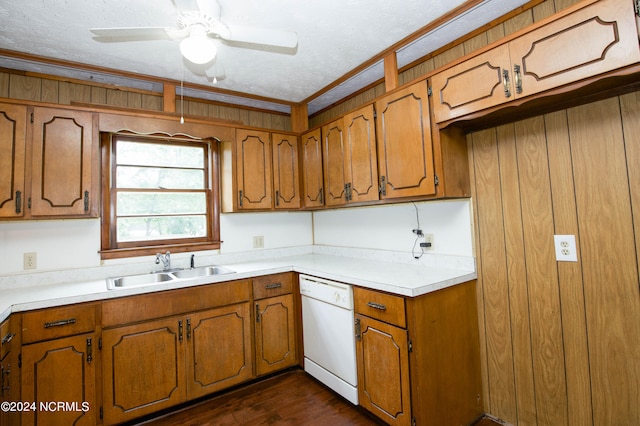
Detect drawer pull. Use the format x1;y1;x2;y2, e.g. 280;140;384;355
265;283;282;289
1;333;15;345
367;302;387;311
44;318;76;328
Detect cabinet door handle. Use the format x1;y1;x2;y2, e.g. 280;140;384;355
367;302;387;311
379;176;387;196
186;318;191;340
15;190;21;214
256;304;262;323
318;187;324;204
275;190;280;207
265;282;282;289
502;69;512;98
514;64;523;94
86;338;93;364
44;318;76;328
238;190;243;207
1;365;10;396
178;320;184;342
84;190;89;212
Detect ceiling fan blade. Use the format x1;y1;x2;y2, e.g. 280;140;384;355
220;25;298;49
90;27;177;41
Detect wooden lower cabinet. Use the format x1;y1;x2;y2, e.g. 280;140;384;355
355;281;483;426
254;294;297;376
21;332;97;426
356;315;411;426
1;318;20;426
102;303;252;425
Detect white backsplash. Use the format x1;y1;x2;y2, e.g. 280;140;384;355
0;199;475;289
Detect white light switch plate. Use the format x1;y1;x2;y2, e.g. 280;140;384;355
554;235;578;262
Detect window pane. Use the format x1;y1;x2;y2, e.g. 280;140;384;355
117;192;206;215
117;215;207;242
117;166;205;189
117;141;204;168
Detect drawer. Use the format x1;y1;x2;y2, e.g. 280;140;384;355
253;273;294;300
354;287;406;328
1;318;17;359
102;279;252;328
22;303;97;344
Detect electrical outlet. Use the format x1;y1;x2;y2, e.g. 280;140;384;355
554;235;578;262
423;234;434;249
253;236;264;249
24;252;37;270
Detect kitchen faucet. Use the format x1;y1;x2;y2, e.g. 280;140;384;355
155;251;171;271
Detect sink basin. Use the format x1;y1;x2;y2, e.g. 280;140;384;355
107;272;174;289
172;266;235;279
106;266;235;289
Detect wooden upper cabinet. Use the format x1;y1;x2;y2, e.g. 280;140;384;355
432;0;640;123
322;118;347;206
272;133;301;209
344;104;378;203
0;103;27;218
375;81;436;199
236;129;273;210
508;0;640;96
431;46;513;123
30;107;96;217
300;128;324;208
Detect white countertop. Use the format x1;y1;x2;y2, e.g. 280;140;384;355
0;253;477;323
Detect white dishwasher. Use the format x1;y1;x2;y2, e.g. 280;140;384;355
299;274;358;405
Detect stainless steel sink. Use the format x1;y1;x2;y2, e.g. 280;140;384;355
106;265;235;289
107;272;174;289
171;266;235;279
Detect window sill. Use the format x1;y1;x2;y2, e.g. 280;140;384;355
100;241;222;260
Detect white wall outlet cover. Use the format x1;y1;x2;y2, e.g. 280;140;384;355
554;234;578;262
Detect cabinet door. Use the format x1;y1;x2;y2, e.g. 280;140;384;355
0;104;27;218
300;129;324;208
431;45;513;123
185;304;253;399
1;319;20;426
375;81;436;199
509;0;640;98
356;315;411;426
30;108;95;217
322;118;347;206
102;317;186;425
236;129;272;210
272;133;301;209
255;294;297;376
22;333;97;426
343;104;379;203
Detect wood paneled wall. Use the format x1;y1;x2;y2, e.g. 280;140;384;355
468;90;640;425
0;71;291;131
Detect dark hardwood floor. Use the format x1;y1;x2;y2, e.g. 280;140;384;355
134;369;502;426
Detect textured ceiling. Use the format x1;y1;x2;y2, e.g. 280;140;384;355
0;0;530;114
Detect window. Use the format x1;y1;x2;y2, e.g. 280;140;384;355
101;133;221;259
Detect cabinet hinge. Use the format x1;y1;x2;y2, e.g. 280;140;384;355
412;417;417;426
408;339;413;353
434;174;440;186
30;112;34;123
100;406;103;420
18;353;22;368
427;86;432;96
98;337;102;350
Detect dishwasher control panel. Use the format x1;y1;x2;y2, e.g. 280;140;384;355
299;275;353;310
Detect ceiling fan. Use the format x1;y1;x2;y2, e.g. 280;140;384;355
90;0;298;66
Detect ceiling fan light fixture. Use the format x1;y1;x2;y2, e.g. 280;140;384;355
180;26;217;64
